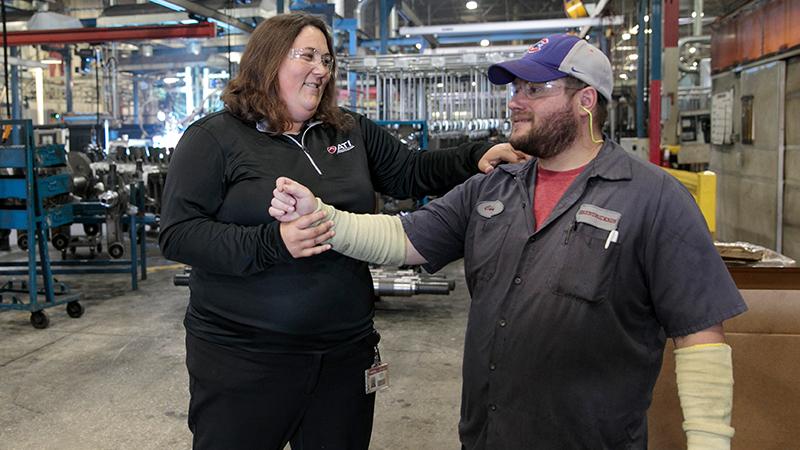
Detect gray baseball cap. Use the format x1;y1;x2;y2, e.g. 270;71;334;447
487;34;613;101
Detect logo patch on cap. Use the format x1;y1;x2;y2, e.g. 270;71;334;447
327;146;337;154
527;38;549;54
476;200;504;218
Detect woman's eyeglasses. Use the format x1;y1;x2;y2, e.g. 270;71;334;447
288;47;335;71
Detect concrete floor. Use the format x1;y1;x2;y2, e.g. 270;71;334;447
0;241;469;450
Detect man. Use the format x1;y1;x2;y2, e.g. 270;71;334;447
271;34;747;449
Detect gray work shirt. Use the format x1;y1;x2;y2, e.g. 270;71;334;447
401;140;747;450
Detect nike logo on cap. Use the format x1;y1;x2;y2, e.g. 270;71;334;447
571;66;584;74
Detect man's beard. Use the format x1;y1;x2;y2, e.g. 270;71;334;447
509;103;578;159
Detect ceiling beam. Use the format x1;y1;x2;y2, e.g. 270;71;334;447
0;23;217;46
149;0;255;34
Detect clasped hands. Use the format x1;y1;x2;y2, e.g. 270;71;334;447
269;143;528;258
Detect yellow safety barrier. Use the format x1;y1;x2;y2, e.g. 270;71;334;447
663;168;716;236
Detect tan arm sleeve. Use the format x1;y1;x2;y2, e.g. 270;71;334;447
675;343;735;450
315;198;407;266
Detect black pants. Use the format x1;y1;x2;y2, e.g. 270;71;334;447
186;333;377;450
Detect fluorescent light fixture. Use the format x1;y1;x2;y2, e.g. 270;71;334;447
480;39;490;47
628;53;638;61
163;77;180;84
41;58;62;65
227;51;242;63
621;32;631;40
466;1;478;9
149;0;186;12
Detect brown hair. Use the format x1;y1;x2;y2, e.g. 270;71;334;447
221;12;353;133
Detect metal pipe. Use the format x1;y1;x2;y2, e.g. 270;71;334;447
356;0;375;38
693;0;703;36
110;43;119;120
400;16;624;36
677;35;710;73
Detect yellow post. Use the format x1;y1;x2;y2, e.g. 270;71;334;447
662;168;716;236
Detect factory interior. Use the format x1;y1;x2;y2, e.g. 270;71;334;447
0;0;799;449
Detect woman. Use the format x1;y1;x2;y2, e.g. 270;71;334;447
159;12;524;450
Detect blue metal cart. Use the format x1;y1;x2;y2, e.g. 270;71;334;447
0;119;81;328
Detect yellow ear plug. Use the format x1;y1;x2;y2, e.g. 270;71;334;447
581;105;604;144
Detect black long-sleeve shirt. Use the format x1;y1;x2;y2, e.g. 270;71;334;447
159;109;491;352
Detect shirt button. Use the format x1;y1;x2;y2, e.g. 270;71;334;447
489;363;496;371
499;319;507;327
513;276;522;285
489;404;497;411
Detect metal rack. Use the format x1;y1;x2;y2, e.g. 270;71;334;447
0;119;81;329
339;52;519;139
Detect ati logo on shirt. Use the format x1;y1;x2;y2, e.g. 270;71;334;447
327;140;355;155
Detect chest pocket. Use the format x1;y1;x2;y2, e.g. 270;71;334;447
550;222;621;303
464;216;512;282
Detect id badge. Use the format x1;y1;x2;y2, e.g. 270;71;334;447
365;362;390;394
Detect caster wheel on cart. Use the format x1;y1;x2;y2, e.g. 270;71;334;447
30;311;49;329
108;243;125;259
52;234;69;251
66;301;84;318
17;234;28;251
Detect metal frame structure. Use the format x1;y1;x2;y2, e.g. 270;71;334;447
0;119;80;329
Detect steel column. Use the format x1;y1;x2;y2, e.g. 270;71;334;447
648;0;662;164
636;0;647;138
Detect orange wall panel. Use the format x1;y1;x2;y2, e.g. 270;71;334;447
764;0;787;54
789;0;800;49
737;9;763;64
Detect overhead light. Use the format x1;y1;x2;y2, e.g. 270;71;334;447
628;54;638;61
480;39;490;47
644;14;650;22
621;32;631;41
465;1;478;10
149;0;185;12
41;58;61;65
619;73;629;80
163;77;180;84
414;43;422;50
688;46;697;54
630;24;639;34
691;11;697;18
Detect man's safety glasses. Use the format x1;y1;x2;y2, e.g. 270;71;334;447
510;80;584;100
